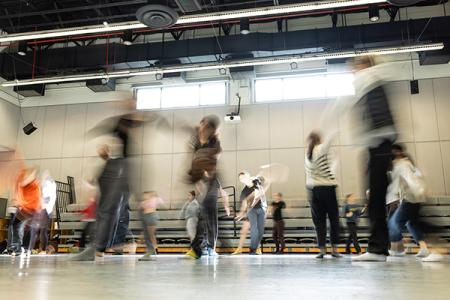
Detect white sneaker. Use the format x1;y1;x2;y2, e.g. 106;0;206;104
422;253;445;262
415;248;430;258
352;252;387;262
389;250;406;257
208;249;219;257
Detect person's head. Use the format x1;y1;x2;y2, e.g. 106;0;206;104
97;144;111;160
392;143;406;159
307;131;322;161
347;56;375;72
273;192;283;202
188;190;196;201
199;115;220;141
346;193;357;204
143;191;158;201
238;171;253;187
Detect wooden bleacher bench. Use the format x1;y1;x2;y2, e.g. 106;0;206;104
56;196;450;253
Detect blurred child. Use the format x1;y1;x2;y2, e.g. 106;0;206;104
270;192;286;254
27;170;57;255
9;167;41;256
180;191;200;242
343;193;366;254
139;191;164;261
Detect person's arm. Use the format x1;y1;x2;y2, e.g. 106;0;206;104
235;199;248;221
179;201;188;219
220;187;231;217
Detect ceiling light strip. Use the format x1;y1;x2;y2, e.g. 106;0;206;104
0;0;387;43
2;43;442;87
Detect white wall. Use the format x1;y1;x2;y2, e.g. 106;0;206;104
13;77;450;207
0;98;19;150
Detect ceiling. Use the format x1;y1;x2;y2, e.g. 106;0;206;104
0;0;449;90
0;0;323;34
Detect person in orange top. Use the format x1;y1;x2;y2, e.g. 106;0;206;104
9;167;41;256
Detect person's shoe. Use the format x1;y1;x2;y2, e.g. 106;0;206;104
331;251;343;258
25;250;32;257
422;253;445;262
38;251;47;255
201;248;208;256
416;248;430;258
231;248;243;255
255;248;262;255
248;251;257;255
138;252;156;261
69;247;96;261
315;253;325;259
352;252;387;262
389;250;406;257
208;248;219;257
185;249;200;259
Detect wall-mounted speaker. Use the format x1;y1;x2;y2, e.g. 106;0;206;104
23;122;38;135
410;80;419;95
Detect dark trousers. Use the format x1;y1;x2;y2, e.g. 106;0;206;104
9;215;27;253
367;140;392;255
112;201;130;246
28;211;51;251
389;201;424;243
191;196;218;257
309;186;340;247
273;220;285;252
95;192;126;252
345;222;361;253
80;222;95;248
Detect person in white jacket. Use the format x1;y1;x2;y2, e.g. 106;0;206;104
387;144;431;258
28;170;57;255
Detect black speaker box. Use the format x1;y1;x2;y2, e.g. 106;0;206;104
23;122;38;135
410;80;419;95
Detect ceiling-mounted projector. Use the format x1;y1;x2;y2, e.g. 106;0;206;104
224;93;242;124
224;114;241;124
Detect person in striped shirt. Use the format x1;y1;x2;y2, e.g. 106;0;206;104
305;131;341;259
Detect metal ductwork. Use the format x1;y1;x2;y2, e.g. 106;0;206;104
1;16;449;81
136;5;179;29
174;0;202;13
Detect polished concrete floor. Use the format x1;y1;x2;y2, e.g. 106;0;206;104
1;254;449;300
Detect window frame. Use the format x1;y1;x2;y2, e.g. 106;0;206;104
252;72;354;104
134;80;229;111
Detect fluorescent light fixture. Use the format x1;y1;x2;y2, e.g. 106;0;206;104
2;43;443;87
240;18;250;35
368;4;380;22
0;0;387;43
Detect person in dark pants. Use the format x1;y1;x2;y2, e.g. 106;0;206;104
323;56;398;262
71;145;129;261
111;199;130;254
185;115;230;259
305;132;341;259
343;193;366;254
270;192;286;254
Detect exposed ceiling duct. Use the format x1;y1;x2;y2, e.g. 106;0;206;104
136;5;179;29
1;16;449;82
0;0;388;43
1;43;444;87
174;0;202;13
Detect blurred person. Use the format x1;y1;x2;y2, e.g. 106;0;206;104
269;192;286;254
8;167;41;256
343;193;366;254
180;191;200;242
27;171;57;255
238;171;267;255
386;144;443;261
305;132;341;259
185;115;231;259
231;219;251;255
71;144;129;261
321;56;398;262
139;191;164;261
